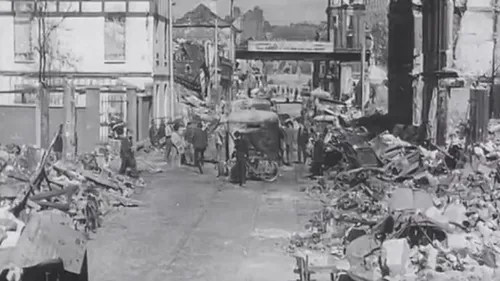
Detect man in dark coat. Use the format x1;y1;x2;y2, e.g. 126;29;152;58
157;119;166;144
53;124;63;160
119;130;138;178
311;133;325;176
192;123;208;174
234;131;249;186
282;121;294;165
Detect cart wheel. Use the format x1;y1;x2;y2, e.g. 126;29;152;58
261;160;279;182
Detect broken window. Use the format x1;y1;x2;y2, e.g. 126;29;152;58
347;33;354;48
13;2;34;62
347;15;354;30
104;15;126;62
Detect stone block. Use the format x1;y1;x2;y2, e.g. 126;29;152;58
381;238;410;277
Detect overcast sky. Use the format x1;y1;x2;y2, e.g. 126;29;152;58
173;0;327;25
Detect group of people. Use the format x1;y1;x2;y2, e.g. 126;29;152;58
149;118;209;174
278;118;337;177
279;117;312;166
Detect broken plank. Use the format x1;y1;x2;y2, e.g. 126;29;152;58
80;170;119;190
105;192;143;207
32;201;70;212
30;185;78;201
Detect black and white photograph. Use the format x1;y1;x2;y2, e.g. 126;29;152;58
0;0;498;280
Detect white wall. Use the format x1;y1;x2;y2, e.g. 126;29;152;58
455;9;494;76
0;15;154;74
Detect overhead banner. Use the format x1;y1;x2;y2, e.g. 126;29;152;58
247;41;334;53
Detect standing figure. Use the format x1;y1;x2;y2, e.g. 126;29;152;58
119;130;138;178
234;131;249;186
54;124;64;161
311;132;325;176
171;123;184;167
164;120;173;163
183;122;194;165
157;119;166;144
149;119;157;147
297;120;309;164
282;121;294;165
192;122;208;174
215;127;225;177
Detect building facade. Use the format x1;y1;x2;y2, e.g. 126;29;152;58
0;0;173;119
317;0;366;98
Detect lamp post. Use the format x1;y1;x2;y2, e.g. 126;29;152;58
168;0;175;120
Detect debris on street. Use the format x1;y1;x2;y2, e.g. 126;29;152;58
0;137;161;279
291;120;500;281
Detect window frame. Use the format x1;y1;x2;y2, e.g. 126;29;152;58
104;13;126;63
13;12;35;63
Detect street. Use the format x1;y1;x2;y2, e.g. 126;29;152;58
87;165;320;281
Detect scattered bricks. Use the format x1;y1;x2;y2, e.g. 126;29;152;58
381;238;411;277
443;203;467;225
446;233;469;251
425;206;449;225
426;246;439;270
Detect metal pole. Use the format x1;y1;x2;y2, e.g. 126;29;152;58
226;0;234;162
491;0;500;118
360;9;366;113
168;0;175;120
214;17;219;105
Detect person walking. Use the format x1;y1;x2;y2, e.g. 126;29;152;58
282;121;294;165
160;119;173;164
119;130;138;178
170;123;184;168
234;131;249;186
215;127;225;177
157;119;166;144
192;122;208;174
182;121;194;165
53;124;64;161
297;120;309;164
311;132;325;177
149;119;157;147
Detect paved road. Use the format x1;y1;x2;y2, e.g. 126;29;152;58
88;165;320;281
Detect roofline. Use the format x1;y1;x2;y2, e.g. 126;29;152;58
173;24;241;32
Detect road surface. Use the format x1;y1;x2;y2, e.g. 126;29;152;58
88;165;320;281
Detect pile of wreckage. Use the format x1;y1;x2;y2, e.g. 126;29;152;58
0;138;163;281
290;120;500;281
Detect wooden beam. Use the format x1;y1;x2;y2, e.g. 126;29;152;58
63;80;77;161
35;85;50;149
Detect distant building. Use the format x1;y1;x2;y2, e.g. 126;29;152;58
173;4;239;103
239;7;266;41
314;0;366;97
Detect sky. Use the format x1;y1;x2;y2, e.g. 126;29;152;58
172;0;327;25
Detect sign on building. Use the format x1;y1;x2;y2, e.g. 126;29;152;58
247;41;334;53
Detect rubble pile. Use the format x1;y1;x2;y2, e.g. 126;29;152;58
0;143;151;232
0;139;160;279
291;129;500;281
78;140;165;175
